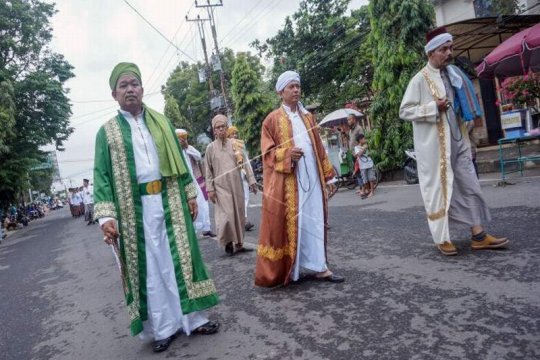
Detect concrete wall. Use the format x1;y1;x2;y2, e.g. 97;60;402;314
434;0;475;26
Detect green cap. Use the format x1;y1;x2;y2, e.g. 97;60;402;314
109;62;142;90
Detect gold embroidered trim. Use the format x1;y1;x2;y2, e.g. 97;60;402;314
427;208;446;221
421;68;449;221
257;244;294;261
94;201;116;219
184;181;198;200
275;148;286;162
258;113;298;261
166;177;216;299
104;119;141;325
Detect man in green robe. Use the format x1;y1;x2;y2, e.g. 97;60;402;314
93;62;219;352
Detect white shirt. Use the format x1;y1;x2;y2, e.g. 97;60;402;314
82;185;94;204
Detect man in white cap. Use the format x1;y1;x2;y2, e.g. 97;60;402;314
204;114;257;255
254;70;344;287
175;129;216;238
399;28;509;256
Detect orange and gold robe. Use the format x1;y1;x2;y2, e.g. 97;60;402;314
254;107;335;287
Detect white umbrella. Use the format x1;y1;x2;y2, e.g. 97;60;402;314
319;108;363;128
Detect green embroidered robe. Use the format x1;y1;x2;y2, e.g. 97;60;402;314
93;114;218;336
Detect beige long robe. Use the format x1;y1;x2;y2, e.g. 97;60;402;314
399;63;455;245
399;63;490;244
204;138;255;246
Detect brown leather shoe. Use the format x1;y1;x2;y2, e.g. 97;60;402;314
437;241;457;256
471;234;509;250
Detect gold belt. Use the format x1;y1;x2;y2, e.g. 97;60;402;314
138;180;162;196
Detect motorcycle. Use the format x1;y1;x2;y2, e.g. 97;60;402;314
404;150;419;185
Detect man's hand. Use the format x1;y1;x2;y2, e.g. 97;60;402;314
326;183;337;199
436;98;450;112
249;183;258;195
291;147;304;162
208;191;217;204
188;198;198;220
101;219;119;245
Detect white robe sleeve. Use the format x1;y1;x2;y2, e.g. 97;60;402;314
399;75;439;123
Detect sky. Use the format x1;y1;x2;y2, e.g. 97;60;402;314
46;0;368;190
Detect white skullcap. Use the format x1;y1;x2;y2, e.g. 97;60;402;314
175;129;187;135
275;70;300;92
425;33;453;54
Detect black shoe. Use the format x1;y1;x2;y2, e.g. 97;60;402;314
315;273;345;283
87;221;92;225
225;242;234;256
202;231;217;238
235;245;254;254
245;222;254;231
153;334;176;352
193;320;220;335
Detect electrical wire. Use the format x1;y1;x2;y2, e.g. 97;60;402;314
123;0;197;62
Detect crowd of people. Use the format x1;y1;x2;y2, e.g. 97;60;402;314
67;178;96;225
84;26;511;353
0;198;62;243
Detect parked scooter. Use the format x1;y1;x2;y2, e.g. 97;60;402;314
404;150;419;185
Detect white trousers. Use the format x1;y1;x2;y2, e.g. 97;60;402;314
138;194;208;341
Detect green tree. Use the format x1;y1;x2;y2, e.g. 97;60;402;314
0;78;16;153
0;0;74;205
163;61;212;140
164;95;191;133
251;0;372;112
231;53;273;155
163;49;269;143
30;168;53;195
368;0;434;171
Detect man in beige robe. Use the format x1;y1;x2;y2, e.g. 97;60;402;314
204;115;257;255
399;27;509;256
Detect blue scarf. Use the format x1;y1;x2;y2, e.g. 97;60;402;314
449;65;483;122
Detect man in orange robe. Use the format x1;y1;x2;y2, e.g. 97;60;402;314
254;71;344;287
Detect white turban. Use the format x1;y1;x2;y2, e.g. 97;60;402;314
425;33;453;54
275;70;300;92
175;128;187;136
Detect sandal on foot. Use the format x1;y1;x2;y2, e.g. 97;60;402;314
194;320;220;335
225;243;234;256
153;334;176;352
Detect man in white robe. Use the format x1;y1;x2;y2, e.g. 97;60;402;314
175;129;216;238
94;63;219;353
399;28;509;255
254;71;344;287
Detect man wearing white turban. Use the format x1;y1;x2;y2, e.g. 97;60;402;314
399;28;508;256
254;71;344;287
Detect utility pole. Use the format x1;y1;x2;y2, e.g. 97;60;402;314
195;0;230;117
185;14;214;94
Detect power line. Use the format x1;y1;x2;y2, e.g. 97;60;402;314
221;0;285;48
218;0;266;44
122;0;197;62
70;91;161;127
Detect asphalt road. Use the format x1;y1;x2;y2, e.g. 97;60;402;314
1;172;539;360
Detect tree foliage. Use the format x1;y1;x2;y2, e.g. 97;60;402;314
0;0;74;205
474;0;523;16
251;0;373;111
162;49;268;144
231;53;273;155
368;0;434;171
30;168;54;195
